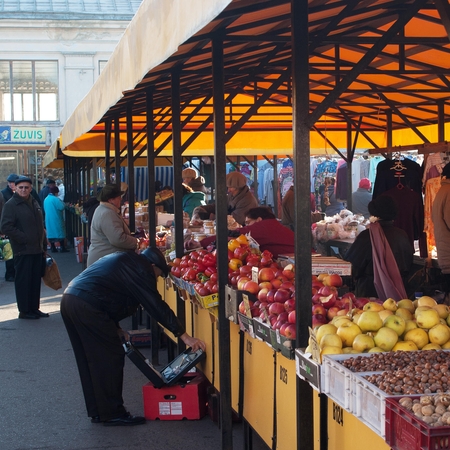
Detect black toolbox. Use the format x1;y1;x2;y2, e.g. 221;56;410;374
123;341;206;388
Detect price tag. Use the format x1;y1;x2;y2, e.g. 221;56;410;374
251;266;259;283
242;293;253;318
308;326;321;363
169;250;176;260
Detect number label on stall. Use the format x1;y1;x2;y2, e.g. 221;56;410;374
332;402;344;426
246;339;252;355
279;366;288;384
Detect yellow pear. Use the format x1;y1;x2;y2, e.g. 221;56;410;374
392;340;419;351
404;328;429;349
397;299;415;314
342;347;356;354
422;343;442;350
352;334;375;353
336;322;362;347
358;311;383;332
434;304;450;320
383;315;406;336
383;298;398;312
363;302;385;312
374;327;399;351
428;323;450;345
367;347;385;353
320;334;343;349
331;316;352;328
441;340;450;349
401;320;418;339
320;346;342;357
416;309;441;329
396;308;413;321
417;296;437;308
414;306;431;318
378;309;394;322
316;323;338;343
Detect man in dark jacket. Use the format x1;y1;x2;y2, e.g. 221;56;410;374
0;176;47;319
60;247;206;426
38;178;56;205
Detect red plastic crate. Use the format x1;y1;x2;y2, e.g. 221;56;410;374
385;396;450;450
142;372;208;420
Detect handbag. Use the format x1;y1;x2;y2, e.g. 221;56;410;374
42;254;62;290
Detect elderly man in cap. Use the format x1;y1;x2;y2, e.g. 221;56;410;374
0;176;48;319
87;184;138;267
61;246;206;426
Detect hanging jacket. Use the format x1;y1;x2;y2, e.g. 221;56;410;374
432;178;450;274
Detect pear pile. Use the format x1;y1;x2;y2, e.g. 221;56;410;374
311;296;450;359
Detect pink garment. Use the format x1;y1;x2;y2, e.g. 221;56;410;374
369;222;407;301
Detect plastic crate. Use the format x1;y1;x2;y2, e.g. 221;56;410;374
386;396;450;450
321;354;355;412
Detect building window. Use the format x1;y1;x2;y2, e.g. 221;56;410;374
99;60;107;74
0;60;59;122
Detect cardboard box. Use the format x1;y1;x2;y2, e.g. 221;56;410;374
142;372;208;420
311;256;351;276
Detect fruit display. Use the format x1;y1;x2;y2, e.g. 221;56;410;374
312;294;450;358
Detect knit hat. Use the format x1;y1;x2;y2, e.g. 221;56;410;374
15;176;32;185
97;184;123;202
49;185;59;194
182;168;198;179
442;162;450;179
359;178;371;190
7;173;18;182
368;195;398;221
226;172;247;189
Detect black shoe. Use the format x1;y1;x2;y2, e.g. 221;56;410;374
91;416;101;424
33;310;50;318
5;277;14;282
103;412;146;426
18;312;40;320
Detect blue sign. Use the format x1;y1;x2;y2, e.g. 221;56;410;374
0;126;46;145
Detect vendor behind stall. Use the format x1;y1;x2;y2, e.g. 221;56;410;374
344;195;413;299
192;171;258;226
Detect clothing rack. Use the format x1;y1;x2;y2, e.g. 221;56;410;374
367;141;450;155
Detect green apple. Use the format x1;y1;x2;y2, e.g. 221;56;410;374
404;328;429;349
352;334;375;353
383;315;406;336
378;309;393;322
383;298;398;312
336;322;362;347
416;309;440;329
397;299;415;314
320;334;343;349
396;308;413;321
363;302;384;312
373;326;398;351
315;323;338;343
357;311;383;332
428;323;450;345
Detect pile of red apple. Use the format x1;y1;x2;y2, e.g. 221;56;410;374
237;264;297;340
312;274;370;327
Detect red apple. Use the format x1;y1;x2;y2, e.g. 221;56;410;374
284;324;296;339
266;289;278;303
323;274;343;287
278;311;289;323
284;298;295;313
312;313;328;328
239;299;254;315
318;285;334;296
288;310;296;324
312;304;327;316
271;275;288;289
259;281;273;290
268;314;278;327
273;318;287;330
279;322;290;336
282;268;295;280
312;280;324;290
337;308;349;316
326;306;340;321
274;288;291;303
237;277;251;290
319;293;336;309
257;288;269;302
280;281;294;291
239;265;253;277
312;293;321;304
258;268;276;282
242;280;259;295
268;302;286;316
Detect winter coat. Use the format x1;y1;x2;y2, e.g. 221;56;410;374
432;178;450;274
183;191;206;218
227;185;258;225
87;202;137;267
65;251;185;333
1;186;14;202
0;191;4;218
0;192;46;256
344;221;413;297
44;194;66;240
351;188;372;219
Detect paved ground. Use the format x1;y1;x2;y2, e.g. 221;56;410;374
0;249;267;450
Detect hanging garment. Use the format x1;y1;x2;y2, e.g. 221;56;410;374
424;176;442;252
335;161;348;201
369;222;408;301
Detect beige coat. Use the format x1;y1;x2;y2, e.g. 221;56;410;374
87;202;137;266
432;178;450;274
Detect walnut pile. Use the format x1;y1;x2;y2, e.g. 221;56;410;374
398;394;450;426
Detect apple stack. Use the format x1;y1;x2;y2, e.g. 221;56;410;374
312;295;450;359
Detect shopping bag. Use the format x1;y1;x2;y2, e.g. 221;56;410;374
42;255;62;290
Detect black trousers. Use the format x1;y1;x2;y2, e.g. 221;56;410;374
5;258;15;279
60;294;127;421
14;254;42;313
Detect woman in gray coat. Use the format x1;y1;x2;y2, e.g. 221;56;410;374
87;184;138;267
